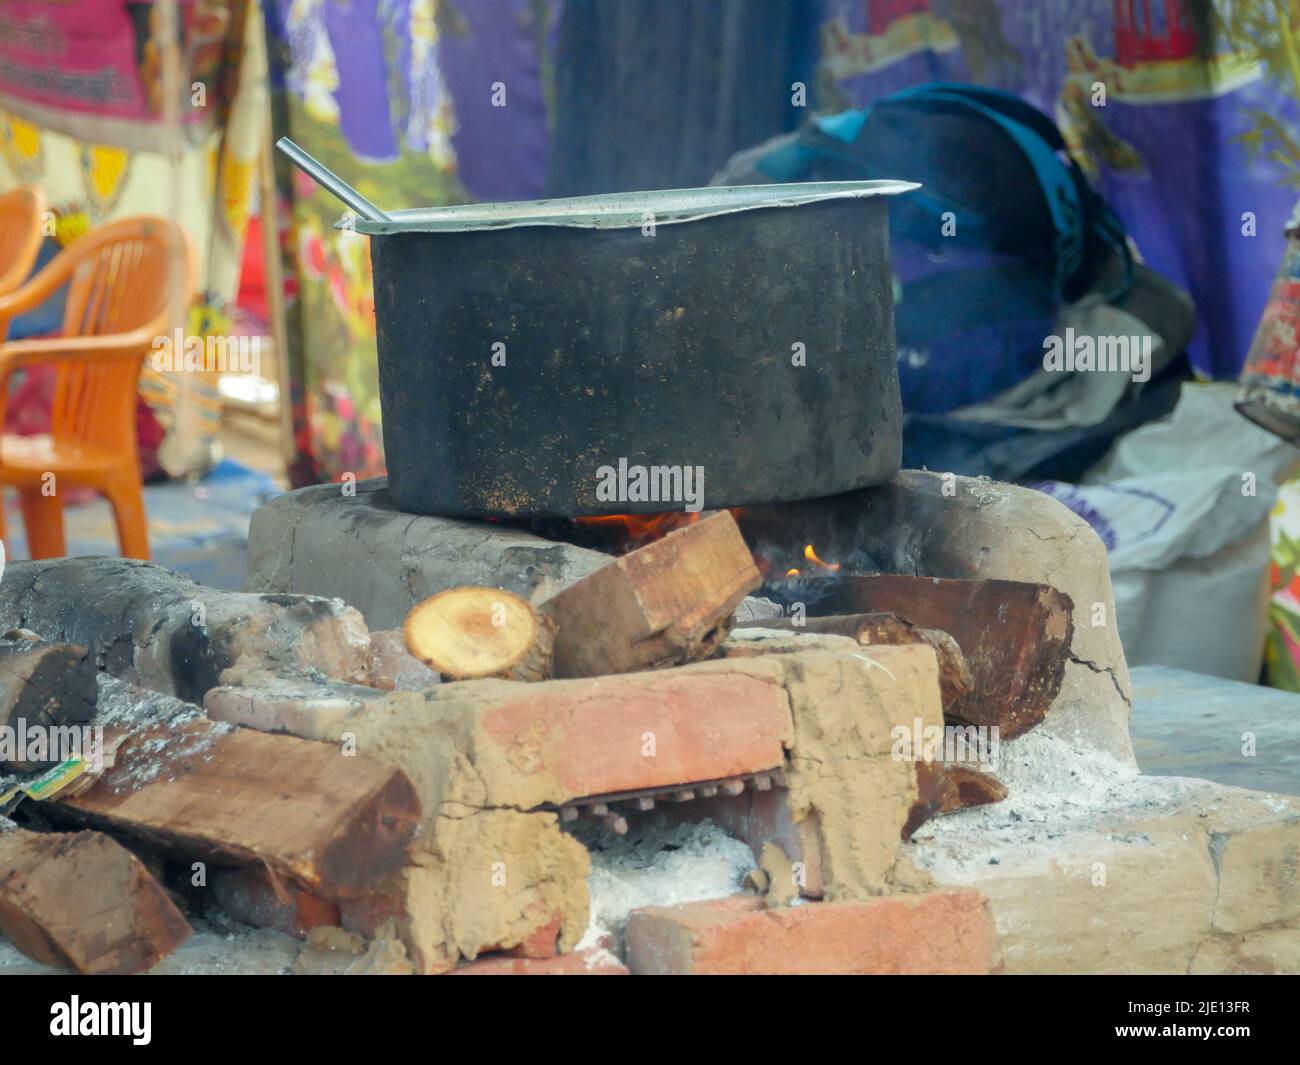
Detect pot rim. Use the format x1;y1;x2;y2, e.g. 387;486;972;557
343;179;919;235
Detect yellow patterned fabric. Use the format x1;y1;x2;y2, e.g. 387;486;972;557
0;0;265;475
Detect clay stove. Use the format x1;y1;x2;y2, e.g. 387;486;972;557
3;469;1298;975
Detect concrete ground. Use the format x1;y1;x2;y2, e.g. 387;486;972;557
1;416;283;590
1130;664;1300;798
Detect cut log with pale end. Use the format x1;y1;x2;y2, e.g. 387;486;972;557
46;677;421;900
903;762;1008;840
404;587;554;681
542;511;761;679
797;575;1073;739
0;824;191;974
0;638;99;772
735;612;973;708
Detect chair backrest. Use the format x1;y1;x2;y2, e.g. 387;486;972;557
52;216;195;453
0;186;46;296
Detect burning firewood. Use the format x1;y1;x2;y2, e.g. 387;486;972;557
0;822;191;974
403;587;555;682
43;678;421;900
793;575;1073;739
735;612;973;709
0;634;99;772
542;511;761;678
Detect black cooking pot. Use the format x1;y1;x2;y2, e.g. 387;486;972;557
295;153;915;517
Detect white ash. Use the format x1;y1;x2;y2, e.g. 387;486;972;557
581;947;625;971
732;596;784;623
96;675;233;789
575;817;755;953
966;475;1011;510
908;728;1257;873
96;674;212;729
0;921;302;976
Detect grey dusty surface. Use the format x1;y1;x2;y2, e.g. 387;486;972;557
1129;665;1300;797
909;728;1300;974
0;924;301;976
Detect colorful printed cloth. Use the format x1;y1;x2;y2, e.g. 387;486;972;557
268;1;1300;482
0;0;266;475
264;0;559;484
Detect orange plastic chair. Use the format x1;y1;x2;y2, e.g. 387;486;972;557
0;186;46;296
0;216;196;559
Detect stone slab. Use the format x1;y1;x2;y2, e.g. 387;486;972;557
1130;664;1300;798
244;478;610;630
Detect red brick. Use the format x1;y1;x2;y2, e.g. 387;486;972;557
504;906;563;959
449;949;629;976
480;669;791;799
625;891;997;975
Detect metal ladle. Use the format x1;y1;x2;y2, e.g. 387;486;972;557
274;137;391;223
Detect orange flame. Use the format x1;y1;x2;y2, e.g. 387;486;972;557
803;543;840;572
573;511;701;544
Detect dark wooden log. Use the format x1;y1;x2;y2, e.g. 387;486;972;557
0;558;370;702
0;637;98;772
736;611;973;708
800;575;1073;739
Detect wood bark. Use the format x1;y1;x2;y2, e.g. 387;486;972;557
903;762;1009;841
0;637;98;771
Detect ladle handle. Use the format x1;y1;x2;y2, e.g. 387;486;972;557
275;137;390;223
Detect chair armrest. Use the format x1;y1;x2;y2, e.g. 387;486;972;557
0;328;160;373
0;248;83;329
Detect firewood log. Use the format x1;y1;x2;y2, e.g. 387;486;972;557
0;636;98;772
735;611;973;708
0;822;191;974
0;557;371;702
42;677;420;900
403;587;554;681
542;511;760;678
789;575;1073;739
